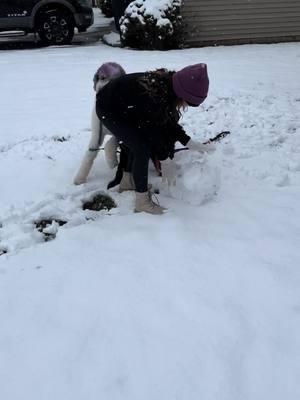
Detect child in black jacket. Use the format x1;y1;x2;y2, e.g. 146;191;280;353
96;63;212;215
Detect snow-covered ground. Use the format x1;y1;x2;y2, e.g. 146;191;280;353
0;40;300;400
87;7;113;32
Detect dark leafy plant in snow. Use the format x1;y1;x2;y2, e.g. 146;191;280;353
120;0;184;50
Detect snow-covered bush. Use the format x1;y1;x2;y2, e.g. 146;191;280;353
98;0;113;18
120;0;184;50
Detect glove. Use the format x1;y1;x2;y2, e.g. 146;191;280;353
161;158;177;187
187;138;216;153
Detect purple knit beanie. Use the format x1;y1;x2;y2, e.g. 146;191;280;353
172;63;209;106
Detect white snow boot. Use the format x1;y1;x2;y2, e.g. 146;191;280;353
135;192;165;215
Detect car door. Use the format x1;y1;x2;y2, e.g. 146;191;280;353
0;1;16;29
0;0;19;19
16;0;39;18
1;0;40;30
0;0;28;29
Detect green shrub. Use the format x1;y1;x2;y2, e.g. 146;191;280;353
120;0;184;50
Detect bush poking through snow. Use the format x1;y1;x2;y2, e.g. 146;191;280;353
0;248;8;256
82;193;116;212
98;0;113;18
120;0;184;50
52;135;69;142
35;219;67;242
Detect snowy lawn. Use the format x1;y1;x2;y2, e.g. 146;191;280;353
0;41;300;400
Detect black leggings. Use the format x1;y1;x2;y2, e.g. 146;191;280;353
100;116;153;192
120;144;134;173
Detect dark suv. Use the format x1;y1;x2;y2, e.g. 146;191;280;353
0;0;94;45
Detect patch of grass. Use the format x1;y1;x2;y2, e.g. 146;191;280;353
82;193;116;212
53;136;69;142
0;248;7;256
34;218;67;242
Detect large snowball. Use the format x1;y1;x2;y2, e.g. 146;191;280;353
162;150;221;206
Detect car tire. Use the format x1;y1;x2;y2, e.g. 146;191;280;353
37;9;74;46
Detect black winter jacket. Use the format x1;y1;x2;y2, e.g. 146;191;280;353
96;72;190;160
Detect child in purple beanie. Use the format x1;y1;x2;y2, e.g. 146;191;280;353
96;63;215;215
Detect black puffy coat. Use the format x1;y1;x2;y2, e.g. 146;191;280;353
96;71;190;160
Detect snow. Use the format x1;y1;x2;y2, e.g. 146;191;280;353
165;150;222;206
1;40;300;400
102;31;121;47
88;7;113;31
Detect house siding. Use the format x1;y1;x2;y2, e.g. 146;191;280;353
182;0;300;46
